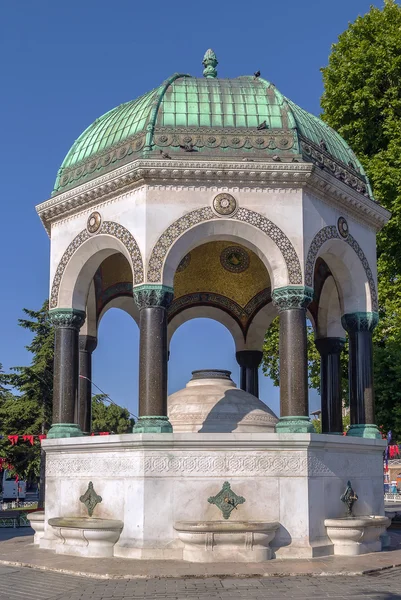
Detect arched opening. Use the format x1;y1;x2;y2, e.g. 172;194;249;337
93;307;139;423
157;215;294;290
169;318;280;417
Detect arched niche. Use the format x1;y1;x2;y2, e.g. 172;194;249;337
305;228;377;314
317;276;346;339
148;210;301;291
50;223;143;311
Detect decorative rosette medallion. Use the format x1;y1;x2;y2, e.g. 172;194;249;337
220;246;250;273
212;193;237;217
87;211;102;234
337;216;349;239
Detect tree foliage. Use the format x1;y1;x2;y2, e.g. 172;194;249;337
262;318;349;401
0;302;54;482
320;0;401;440
92;394;134;434
263;2;401;439
0;301;134;483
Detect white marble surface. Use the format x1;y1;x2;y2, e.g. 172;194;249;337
168;374;277;433
28;511;45;545
41;434;386;560
325;516;390;556
174;521;279;562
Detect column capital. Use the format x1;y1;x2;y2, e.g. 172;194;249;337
79;334;97;353
235;350;263;369
48;308;86;330
341;312;379;333
272;286;314;312
133;284;174;310
315;337;346;356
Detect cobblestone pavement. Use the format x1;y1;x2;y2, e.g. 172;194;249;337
2;565;401;600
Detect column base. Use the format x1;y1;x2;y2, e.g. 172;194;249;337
47;423;83;439
275;416;314;434
132;416;173;434
346;424;382;439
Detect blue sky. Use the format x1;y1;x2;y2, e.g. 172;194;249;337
0;0;384;420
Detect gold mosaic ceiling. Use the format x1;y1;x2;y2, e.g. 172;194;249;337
97;254;133;290
173;241;270;307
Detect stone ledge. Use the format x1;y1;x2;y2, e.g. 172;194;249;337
1;532;401;579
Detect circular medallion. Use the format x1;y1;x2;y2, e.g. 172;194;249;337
176;253;191;273
220;246;250;273
338;216;349;239
213;193;237;217
87;211;102;234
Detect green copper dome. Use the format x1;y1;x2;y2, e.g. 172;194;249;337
54;57;370;198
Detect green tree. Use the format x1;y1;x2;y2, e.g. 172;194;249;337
92;394;134;433
320;0;401;441
0;301;54;483
0;302;136;486
262;318;349;401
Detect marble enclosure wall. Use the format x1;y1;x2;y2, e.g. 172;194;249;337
41;434;385;559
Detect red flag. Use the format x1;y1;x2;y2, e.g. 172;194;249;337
99;432;110;436
23;435;34;446
8;435;18;446
38;434;46;442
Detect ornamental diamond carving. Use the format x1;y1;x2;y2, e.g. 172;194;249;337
305;225;378;312
147;206;302;284
50;221;144;308
208;481;245;520
80;481;102;517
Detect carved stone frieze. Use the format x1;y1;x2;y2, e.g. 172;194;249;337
305;225;378;312
50;221;144;309
56;132;146;193
46;451;380;478
147;206;302;285
153;126;295;153
300;137;370;198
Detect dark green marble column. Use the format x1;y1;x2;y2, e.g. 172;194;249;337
76;335;97;434
236;350;263;397
47;308;86;439
272;286;314;433
341;312;380;439
315;337;345;434
133;285;174;433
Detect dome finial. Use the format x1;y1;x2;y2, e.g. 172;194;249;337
202;49;218;78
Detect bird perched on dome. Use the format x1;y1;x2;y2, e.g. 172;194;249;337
257;120;268;130
254;70;260;79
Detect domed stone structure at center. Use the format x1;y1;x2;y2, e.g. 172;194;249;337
168;370;278;433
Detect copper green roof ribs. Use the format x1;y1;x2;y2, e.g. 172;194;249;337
53;69;369;198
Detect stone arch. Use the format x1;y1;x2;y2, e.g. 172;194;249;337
305;225;378;313
147;206;302;289
50;221;144;310
242;301;277;352
168;306;243;351
98;296;140;327
316;275;345;339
